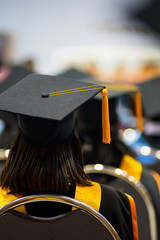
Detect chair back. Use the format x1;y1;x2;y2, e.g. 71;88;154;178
85;164;158;240
0;194;121;240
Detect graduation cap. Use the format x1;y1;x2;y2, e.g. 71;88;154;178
132;0;160;35
0;73;111;145
57;68;90;80
0;65;32;94
75;81;143;150
58;68;143;131
137;76;160;119
75;76;143;131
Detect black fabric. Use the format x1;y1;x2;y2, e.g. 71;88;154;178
24;184;134;240
99;184;133;240
140;167;160;224
146;161;160;174
18;113;75;146
57;68;90;80
133;0;160;35
0;209;117;240
24;188;75;218
0;112;18;148
0;65;32;94
137;77;160;119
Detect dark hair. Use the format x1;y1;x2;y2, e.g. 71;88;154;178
1;131;91;195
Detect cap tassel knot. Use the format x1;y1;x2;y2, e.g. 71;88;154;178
135;91;143;131
101;88;111;144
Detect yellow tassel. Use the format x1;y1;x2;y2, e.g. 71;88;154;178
101;88;111;144
134;91;143;131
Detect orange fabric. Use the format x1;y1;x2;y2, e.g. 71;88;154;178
120;155;142;181
74;182;101;212
0;183;101;214
150;170;160;193
101;88;111;144
134;91;143;131
0;187;26;213
125;194;139;240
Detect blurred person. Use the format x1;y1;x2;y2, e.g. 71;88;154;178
76;92;160;230
137;76;160;150
0;66;33;151
23;59;35;72
0;60;9;83
59;68;160;227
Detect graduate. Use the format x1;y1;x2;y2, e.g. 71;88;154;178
0;73;138;240
59;68;160;236
75;82;160;236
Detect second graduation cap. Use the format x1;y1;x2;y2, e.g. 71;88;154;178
0;73;109;145
137;77;160;120
0;65;33;94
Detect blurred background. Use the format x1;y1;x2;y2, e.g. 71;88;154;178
1;0;160;82
1;0;160;165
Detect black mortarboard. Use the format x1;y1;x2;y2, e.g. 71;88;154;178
58;68;143;132
74;81;144;161
132;0;160;34
0;66;32;94
0;73;106;145
76;76;143;130
59;69;138;100
137;77;160;119
57;68;90;80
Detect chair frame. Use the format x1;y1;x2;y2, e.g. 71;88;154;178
84;164;158;240
0;194;121;240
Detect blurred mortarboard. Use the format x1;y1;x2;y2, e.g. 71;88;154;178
132;0;160;34
137;77;160;119
61;71;139;99
58;68;133;102
0;65;32;94
78;76;143;131
0;73;109;145
58;69;128;126
57;68;90;80
58;69;143;131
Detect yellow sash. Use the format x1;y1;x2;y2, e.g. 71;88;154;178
120;154;142;181
74;181;101;212
0;187;26;213
0;181;101;213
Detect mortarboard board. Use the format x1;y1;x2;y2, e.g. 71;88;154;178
0;65;32;94
0;73;109;145
137;77;160;119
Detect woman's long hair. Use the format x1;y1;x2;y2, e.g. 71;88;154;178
1;131;91;195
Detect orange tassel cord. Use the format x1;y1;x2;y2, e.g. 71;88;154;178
101;88;111;144
134;91;143;131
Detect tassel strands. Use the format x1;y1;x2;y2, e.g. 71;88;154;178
101;88;111;144
134;91;143;131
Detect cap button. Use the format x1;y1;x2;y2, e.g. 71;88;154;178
41;93;49;98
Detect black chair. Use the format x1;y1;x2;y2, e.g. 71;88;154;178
84;164;158;240
0;194;121;240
